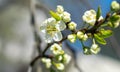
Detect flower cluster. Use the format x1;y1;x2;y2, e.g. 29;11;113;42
39;1;120;72
40;5;72;43
67;31;88;43
83;39;101;55
67;1;120;55
41;43;71;71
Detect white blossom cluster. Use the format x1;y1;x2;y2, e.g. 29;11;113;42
39;1;120;71
67;31;88;43
41;43;71;70
40;5;73;43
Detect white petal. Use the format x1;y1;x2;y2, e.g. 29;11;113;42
55;63;64;70
47;17;56;25
45;33;53;43
40;25;46;33
53;32;63;41
56;21;66;31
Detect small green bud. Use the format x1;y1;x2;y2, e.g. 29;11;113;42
50;10;61;21
99;29;113;38
94;34;106;45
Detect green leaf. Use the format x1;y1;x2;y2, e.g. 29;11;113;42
110;15;120;22
94;34;106;45
50;10;61;21
96;6;101;20
100;29;113;38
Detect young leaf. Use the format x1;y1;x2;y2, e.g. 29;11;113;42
96;6;101;20
100;30;113;38
94;34;106;45
110;15;120;22
50;10;61;21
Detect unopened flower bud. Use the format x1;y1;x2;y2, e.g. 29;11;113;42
56;5;64;14
77;31;84;39
63;54;71;64
68;22;77;30
90;44;101;54
77;31;88;41
62;11;71;22
111;1;120;11
67;34;76;43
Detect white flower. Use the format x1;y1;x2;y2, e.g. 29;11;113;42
77;31;88;41
68;21;77;30
41;58;52;68
90;44;101;54
50;43;62;55
83;9;96;25
40;17;66;43
82;9;103;25
63;54;71;64
62;11;71;22
56;5;64;14
67;34;76;43
55;63;64;70
47;17;56;24
111;1;120;11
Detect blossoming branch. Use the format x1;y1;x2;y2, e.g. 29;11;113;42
29;1;120;72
